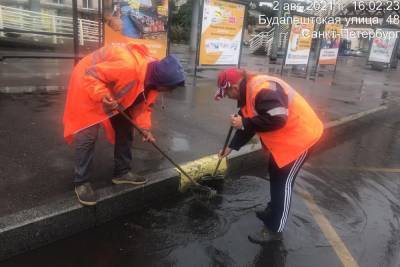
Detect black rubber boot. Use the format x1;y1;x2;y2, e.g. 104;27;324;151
255;205;272;223
248;227;283;245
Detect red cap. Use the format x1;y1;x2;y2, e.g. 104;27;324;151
215;68;244;101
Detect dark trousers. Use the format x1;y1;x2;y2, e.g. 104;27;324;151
73;112;133;184
264;150;309;233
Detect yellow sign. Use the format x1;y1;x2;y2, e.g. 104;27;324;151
319;23;342;65
285;16;314;65
199;0;245;65
104;0;168;59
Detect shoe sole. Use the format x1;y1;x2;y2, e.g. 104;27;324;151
248;235;283;244
75;188;97;206
112;178;148;185
248;235;269;245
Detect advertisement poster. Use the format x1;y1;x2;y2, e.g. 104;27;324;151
319;23;342;65
285;16;314;65
198;0;245;65
104;0;169;59
368;29;398;63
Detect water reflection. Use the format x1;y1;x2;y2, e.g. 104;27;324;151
253;240;287;267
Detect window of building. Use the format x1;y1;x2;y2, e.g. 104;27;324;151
52;0;65;4
82;0;93;9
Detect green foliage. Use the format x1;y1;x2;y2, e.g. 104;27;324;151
170;0;193;43
170;25;189;43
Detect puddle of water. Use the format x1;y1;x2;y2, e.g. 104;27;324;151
170;137;190;152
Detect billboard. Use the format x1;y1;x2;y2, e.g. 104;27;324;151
368;29;398;63
103;0;169;59
198;0;245;65
285;16;314;65
319;23;342;65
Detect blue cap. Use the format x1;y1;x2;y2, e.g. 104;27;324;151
148;54;185;87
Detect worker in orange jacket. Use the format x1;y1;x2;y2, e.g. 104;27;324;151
63;43;185;206
216;68;323;244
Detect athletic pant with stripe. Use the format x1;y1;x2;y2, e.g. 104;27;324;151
264;150;309;233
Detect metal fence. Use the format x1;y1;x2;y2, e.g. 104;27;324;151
249;29;274;54
0;4;99;45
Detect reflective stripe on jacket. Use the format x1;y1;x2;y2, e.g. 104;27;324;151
241;75;324;167
63;43;157;144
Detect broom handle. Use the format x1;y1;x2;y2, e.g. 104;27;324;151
117;108;199;186
212;125;234;177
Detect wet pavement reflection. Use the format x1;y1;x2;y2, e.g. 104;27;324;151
301;115;400;267
2;105;400;267
0;173;331;267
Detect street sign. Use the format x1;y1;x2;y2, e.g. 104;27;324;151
198;0;246;66
319;23;342;65
368;28;398;64
285;15;314;65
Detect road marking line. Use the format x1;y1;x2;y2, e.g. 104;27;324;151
297;187;360;267
305;164;400;173
355;167;400;173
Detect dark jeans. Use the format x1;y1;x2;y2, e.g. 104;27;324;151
263;150;310;233
73;112;133;184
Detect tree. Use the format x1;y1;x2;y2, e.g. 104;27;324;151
170;0;193;43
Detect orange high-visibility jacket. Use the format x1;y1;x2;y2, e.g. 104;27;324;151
63;43;158;144
241;75;324;168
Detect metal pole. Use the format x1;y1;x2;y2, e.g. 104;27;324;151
390;35;399;69
332;55;338;77
98;0;102;47
280;22;291;76
270;0;284;63
333;24;343;78
314;32;322;80
280;41;287;76
166;0;172;55
305;22;318;80
190;0;200;52
194;0;204;77
388;29;398;68
315;24;325;78
238;4;248;69
72;0;80;65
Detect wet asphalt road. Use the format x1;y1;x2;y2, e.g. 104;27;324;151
1;107;400;266
1;54;400;217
